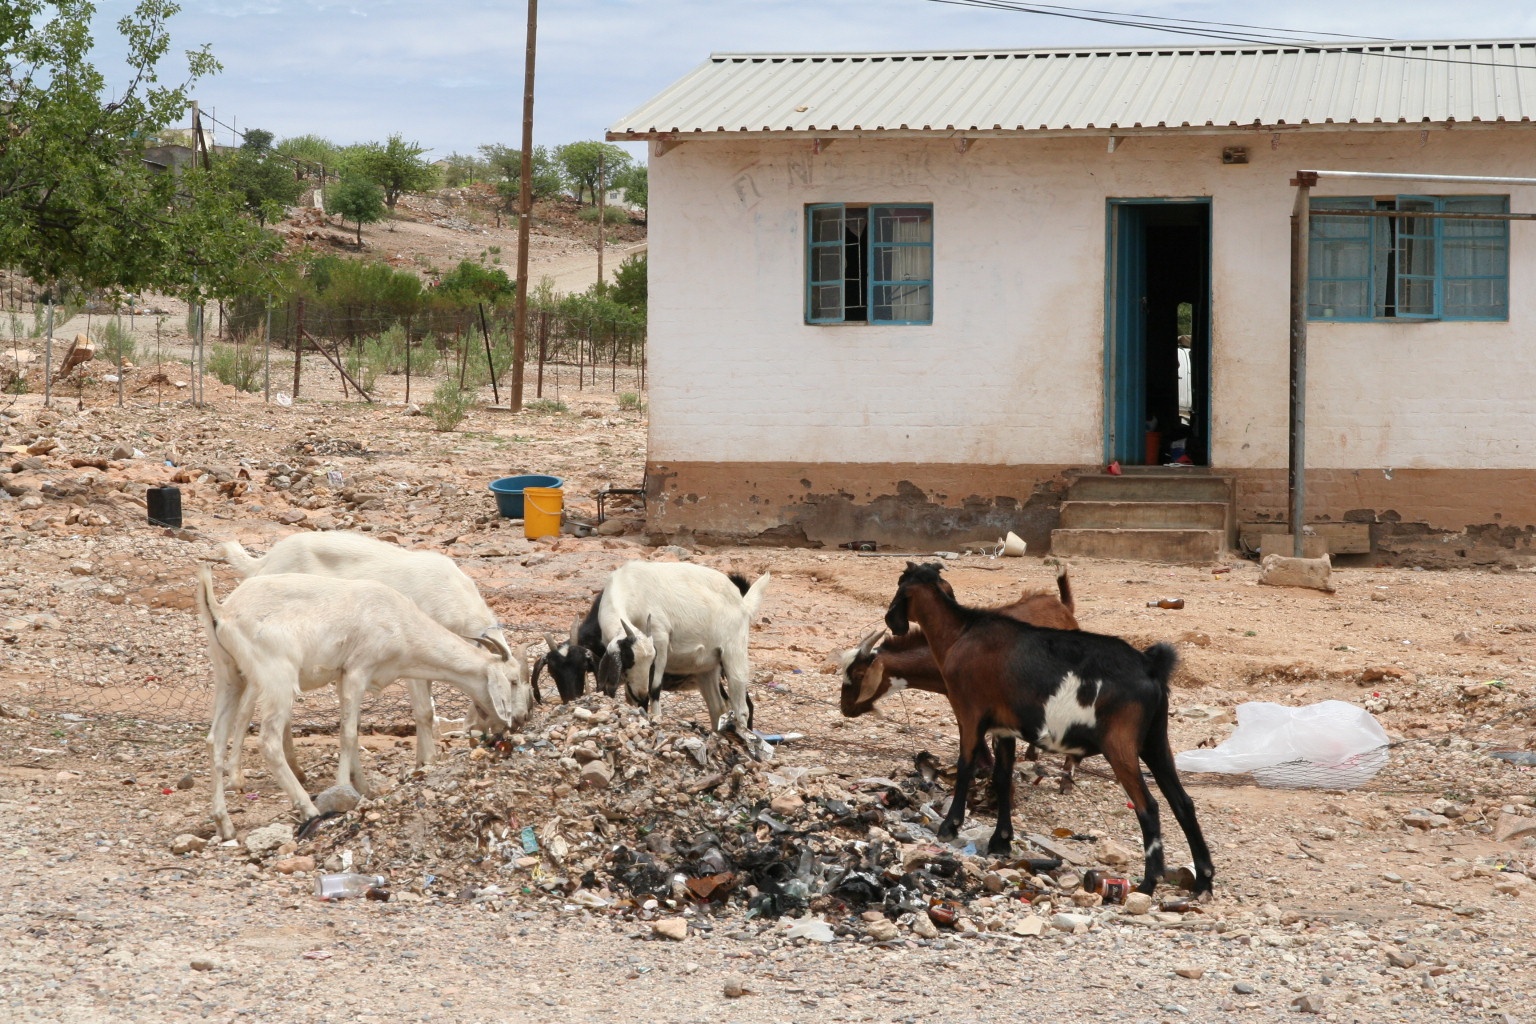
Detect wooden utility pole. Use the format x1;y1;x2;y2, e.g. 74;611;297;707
510;0;538;412
596;151;606;288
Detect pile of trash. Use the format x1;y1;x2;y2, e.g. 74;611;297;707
295;697;1206;935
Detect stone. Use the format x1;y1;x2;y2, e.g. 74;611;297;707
1094;838;1139;868
1291;993;1324;1014
652;917;688;941
1259;553;1333;592
189;958;215;972
1050;912;1093;933
1232;982;1257;995
313;784;361;815
170;833;207;855
273;856;316;875
1402;811;1451;831
769;792;804;816
176;772;195;791
1385;949;1418;968
1175;967;1205;980
1495;812;1536;844
244;822;294;858
1123;891;1155;915
722;977;749;998
579;760;612;790
111;443;133;460
866;918;899;942
1011;915;1046;936
910;914;939;939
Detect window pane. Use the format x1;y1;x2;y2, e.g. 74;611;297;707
1308;199;1374;318
1398;276;1435;315
1442;195;1508;319
813;249;842;283
873;206;932;244
810;207;843;244
874;245;933;282
809;283;843;320
873;283;932;323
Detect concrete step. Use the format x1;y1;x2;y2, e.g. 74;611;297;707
1049;528;1225;564
1060;500;1229;531
1067;473;1233;503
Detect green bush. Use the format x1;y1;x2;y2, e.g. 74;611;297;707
343;343;379;395
523;398;568;415
423;378;475;431
578;205;628;225
93;319;135;365
208;342;262;392
617;392;644;413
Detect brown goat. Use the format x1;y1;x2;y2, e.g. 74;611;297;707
835;565;1081;789
884;561;1214;897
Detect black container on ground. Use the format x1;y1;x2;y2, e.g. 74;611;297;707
147;486;182;528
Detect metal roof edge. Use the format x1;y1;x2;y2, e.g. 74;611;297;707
701;38;1536;62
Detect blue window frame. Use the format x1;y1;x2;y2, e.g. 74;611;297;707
806;203;932;324
1309;195;1509;321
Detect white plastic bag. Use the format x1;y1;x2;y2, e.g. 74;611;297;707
1175;700;1390;789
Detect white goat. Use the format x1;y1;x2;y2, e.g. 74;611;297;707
195;567;530;840
593;560;772;760
222;532;521;776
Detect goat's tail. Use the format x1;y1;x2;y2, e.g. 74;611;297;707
741;571;772;623
220;540;264;578
193;565;222;638
1054;563;1075;614
1142;641;1179;699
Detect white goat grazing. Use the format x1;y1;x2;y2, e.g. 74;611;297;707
222;532;522;775
593;560;772;759
195;567;530;840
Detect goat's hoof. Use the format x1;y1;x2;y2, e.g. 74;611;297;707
295;811;341;842
986;836;1013;857
935;823;959;843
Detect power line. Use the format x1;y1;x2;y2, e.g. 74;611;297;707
921;0;1536;71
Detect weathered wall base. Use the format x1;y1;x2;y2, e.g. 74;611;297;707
648;462;1536;566
1239;468;1536;567
645;462;1074;552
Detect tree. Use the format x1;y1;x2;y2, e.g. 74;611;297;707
226;127;303;225
0;0;280;299
611;252;647;310
612;165;647;218
483;143;563;215
438;259;513;302
554;141;632;205
325;177;385;246
350;133;437;210
439;152;486;187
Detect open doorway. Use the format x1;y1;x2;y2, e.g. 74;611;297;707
1105;199;1211;466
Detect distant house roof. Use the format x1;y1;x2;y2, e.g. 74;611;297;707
609;38;1536;141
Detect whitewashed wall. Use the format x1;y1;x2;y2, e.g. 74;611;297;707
647;129;1536;472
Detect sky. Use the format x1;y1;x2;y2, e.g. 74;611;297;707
88;1;1536;162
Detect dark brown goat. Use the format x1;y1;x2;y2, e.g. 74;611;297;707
884;561;1214;897
836;566;1082;789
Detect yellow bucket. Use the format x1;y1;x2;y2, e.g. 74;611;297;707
523;485;563;540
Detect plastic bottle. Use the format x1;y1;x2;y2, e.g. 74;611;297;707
1146;598;1185;609
314;872;387;900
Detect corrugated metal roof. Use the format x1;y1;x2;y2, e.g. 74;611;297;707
608;39;1536;139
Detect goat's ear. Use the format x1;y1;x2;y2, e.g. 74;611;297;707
487;665;517;724
596;650;621;697
530;655;547;704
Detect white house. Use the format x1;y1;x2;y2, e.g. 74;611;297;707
609;38;1536;564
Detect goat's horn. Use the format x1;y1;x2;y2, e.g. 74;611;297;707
621;619;639;640
544;632;563;654
568;619;580;647
856;628;887;657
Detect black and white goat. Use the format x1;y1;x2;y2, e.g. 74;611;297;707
884;561;1213;897
534;561;771;758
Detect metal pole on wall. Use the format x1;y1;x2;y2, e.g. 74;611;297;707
1288;172;1314;559
509;0;538;412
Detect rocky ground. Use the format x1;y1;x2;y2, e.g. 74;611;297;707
2;309;1536;1023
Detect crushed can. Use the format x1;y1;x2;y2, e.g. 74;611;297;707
1083;869;1131;904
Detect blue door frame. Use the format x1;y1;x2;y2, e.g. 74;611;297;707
1103;198;1212;465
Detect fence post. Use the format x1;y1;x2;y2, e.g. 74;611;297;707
292;299;304;401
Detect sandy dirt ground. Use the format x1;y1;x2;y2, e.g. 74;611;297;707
2;275;1535;1021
